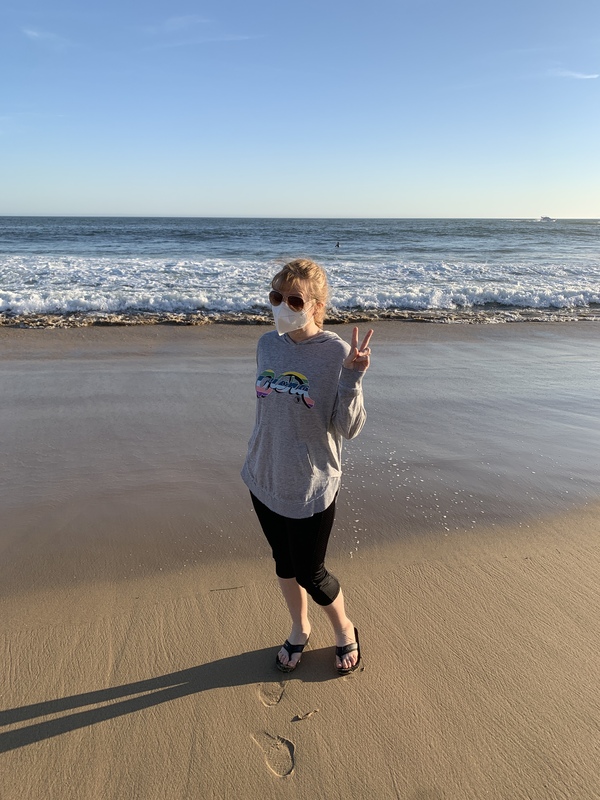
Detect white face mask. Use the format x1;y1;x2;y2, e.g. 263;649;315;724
272;301;311;336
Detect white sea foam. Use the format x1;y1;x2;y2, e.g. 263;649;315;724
2;253;599;318
1;217;599;324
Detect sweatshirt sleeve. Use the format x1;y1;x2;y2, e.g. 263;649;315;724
331;366;366;440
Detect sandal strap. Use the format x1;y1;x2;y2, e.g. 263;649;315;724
335;641;358;657
282;639;308;656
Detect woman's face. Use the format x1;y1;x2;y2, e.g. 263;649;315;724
273;279;318;318
275;280;323;330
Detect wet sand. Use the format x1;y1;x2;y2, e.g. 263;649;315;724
1;321;600;799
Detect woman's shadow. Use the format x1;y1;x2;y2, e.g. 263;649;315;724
1;645;342;753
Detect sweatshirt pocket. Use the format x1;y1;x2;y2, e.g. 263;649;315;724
246;436;312;497
264;444;315;502
305;442;342;479
287;443;314;481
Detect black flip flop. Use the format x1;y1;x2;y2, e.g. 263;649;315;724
335;627;361;675
276;638;310;673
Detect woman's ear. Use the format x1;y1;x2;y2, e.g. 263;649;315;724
312;300;325;326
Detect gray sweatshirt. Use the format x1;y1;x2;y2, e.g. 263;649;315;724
241;329;366;518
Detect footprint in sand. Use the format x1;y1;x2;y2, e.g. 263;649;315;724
258;681;285;707
252;731;295;777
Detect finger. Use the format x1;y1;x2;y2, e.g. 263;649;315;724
360;329;374;351
351;326;359;351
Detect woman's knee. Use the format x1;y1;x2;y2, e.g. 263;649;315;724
295;568;339;605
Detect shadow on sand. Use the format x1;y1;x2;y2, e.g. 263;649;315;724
1;645;347;753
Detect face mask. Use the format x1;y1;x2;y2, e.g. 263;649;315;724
272;302;311;336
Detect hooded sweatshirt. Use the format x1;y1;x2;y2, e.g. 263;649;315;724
241;329;366;518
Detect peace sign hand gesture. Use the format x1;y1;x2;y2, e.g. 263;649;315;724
343;327;374;372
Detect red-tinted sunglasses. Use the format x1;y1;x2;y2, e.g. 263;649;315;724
268;290;308;312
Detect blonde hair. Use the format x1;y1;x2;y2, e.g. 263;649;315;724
271;259;329;328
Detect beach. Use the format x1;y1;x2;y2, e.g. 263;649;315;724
2;320;600;800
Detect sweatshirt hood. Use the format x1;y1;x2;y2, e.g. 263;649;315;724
282;330;341;346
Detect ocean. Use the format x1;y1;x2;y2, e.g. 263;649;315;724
1;216;599;326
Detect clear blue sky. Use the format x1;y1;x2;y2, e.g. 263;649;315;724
1;0;599;217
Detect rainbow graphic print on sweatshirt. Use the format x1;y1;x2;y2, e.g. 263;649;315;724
255;369;315;409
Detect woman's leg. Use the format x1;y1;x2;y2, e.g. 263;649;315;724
321;589;359;672
286;497;340;606
251;493;358;670
276;578;311;668
286;497;359;670
250;494;311;668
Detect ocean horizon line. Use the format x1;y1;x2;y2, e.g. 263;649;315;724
1;214;599;221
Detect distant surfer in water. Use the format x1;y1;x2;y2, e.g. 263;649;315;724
335;241;340;248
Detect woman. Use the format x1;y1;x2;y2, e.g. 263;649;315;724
241;259;372;675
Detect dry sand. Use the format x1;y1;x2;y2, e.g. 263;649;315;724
1;321;600;800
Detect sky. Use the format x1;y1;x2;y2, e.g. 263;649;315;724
1;0;599;217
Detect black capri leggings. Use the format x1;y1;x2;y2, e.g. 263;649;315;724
250;493;340;606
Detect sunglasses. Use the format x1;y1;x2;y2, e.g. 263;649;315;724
268;290;309;312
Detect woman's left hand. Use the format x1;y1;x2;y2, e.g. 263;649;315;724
343;327;373;372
